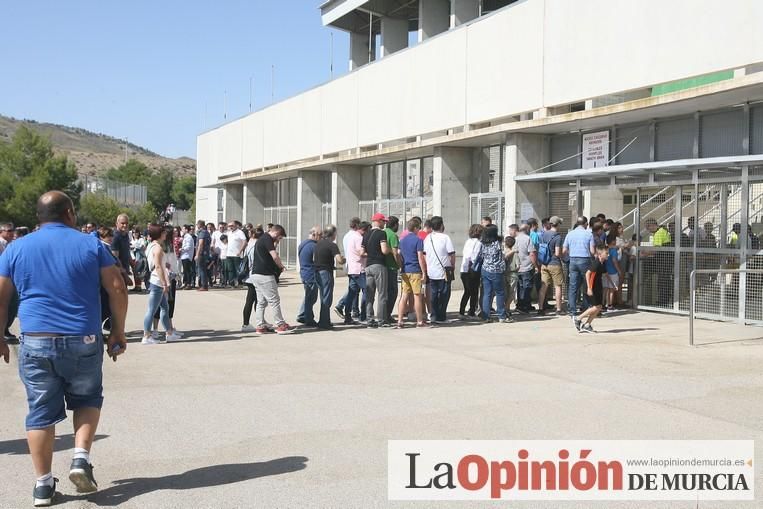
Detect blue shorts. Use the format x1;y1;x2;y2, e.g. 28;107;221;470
18;335;104;430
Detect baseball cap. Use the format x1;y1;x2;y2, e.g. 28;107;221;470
371;213;387;222
549;216;563;226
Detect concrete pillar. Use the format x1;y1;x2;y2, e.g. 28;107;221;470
223;184;243;223
242;180;267;226
505;134;549;226
419;0;450;42
434;147;473;289
380;17;408;56
297;172;328;247
451;0;480;27
584;189;624;220
333;166;363;240
350;31;376;71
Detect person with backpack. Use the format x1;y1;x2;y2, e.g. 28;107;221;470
241;226;264;332
537;216;564;316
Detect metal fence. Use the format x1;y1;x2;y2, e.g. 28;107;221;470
469;192;505;232
263;206;297;268
689;269;763;345
80;175;147;206
358;198;433;224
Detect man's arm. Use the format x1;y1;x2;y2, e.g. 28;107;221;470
101;265;128;361
380;240;390;255
448;252;456;268
238;233;246;257
269;250;285;271
392;246;402;267
417;251;428;281
195;236;206;260
0;276;15;363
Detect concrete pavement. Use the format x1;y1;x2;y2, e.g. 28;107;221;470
0;275;762;508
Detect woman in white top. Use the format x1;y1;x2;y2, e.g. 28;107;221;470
142;224;181;344
459;224;484;317
152;225;183;339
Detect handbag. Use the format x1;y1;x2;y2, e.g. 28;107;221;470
429;234;455;282
471;243;484;273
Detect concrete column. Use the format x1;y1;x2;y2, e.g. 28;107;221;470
451;0;480;27
223;184;244;223
434;147;473;289
419;0;450;42
297;172;328;247
504;134;549;225
333;165;364;240
381;17;408;56
350;31;376;71
242;180;267;226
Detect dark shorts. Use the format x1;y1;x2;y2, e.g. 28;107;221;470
590;287;604;307
18;335;104;430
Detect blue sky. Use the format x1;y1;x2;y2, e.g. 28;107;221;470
0;1;348;158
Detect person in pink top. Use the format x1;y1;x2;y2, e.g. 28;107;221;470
334;218;368;324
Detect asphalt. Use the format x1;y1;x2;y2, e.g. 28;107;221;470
0;275;761;508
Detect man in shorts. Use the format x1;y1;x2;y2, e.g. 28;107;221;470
397;219;428;327
538;216;564;315
0;191;128;506
574;243;609;334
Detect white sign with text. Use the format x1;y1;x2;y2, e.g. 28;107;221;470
582;131;610;169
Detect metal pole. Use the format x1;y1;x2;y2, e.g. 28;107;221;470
689;269;695;346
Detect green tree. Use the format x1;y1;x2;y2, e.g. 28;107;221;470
171;175;196;210
147;167;174;213
104;159;152;185
79;193;124;228
0;126;81;227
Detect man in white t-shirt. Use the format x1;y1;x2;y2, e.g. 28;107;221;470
422;216;455;324
225;221;247;288
210;223;224;285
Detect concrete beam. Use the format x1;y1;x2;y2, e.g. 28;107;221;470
380;17;408;56
419;0;450;42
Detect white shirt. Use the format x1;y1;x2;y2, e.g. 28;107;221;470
180;233;195;261
342;229;355;271
460;237;481;273
226;228;247;257
211;230;223;255
423;231;455;280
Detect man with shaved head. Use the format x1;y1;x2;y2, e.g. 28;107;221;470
0;191;128;506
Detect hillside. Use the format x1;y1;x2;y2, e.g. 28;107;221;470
0;115;196;177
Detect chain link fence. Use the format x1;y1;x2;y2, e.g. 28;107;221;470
263;206;297;268
80;175;147;206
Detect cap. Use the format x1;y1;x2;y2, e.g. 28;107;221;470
549;216;563;226
371;213;387;222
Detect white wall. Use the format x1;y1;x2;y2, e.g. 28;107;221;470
198;0;763;182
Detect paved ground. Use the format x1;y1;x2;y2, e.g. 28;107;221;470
1;275;762;508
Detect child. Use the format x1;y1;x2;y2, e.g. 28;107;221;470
219;234;229;287
604;235;622;311
503;236;519;315
575;244;609;333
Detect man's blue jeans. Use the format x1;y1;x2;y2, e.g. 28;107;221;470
481;271;506;320
297;276;319;325
316;270;335;328
517;269;534;310
430;278;451;322
341;273;366;321
196;255;209;289
568;257;591;316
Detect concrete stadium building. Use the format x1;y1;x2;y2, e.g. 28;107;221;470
196;0;763;321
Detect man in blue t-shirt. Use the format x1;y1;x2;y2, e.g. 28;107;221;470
0;191;128;506
296;226;321;327
195;219;212;290
397;219;427;327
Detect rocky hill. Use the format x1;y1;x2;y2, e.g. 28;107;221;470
0;115;195;177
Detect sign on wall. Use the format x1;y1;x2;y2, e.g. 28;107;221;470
582;131;610;169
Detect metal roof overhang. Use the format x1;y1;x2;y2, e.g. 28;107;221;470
514;154;763;182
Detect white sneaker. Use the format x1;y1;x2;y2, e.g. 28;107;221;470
241;324;257;332
172;330;184;337
150;330;158;340
165;332;183;342
141;336;160;345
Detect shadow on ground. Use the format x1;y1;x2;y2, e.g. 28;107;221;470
61;456;308;506
0;434;109;455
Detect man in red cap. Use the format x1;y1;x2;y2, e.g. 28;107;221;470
361;213;390;327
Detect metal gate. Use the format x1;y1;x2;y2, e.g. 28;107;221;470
263;206;297;268
358;198;433;225
469;193;504;231
548;191;577;235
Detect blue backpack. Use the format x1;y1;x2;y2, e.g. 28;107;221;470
537;233;558;266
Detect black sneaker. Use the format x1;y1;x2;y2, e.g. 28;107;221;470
33;478;57;507
333;306;345;319
579;324;595;334
69;458;98;494
573;317;582;331
367;320;379;328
